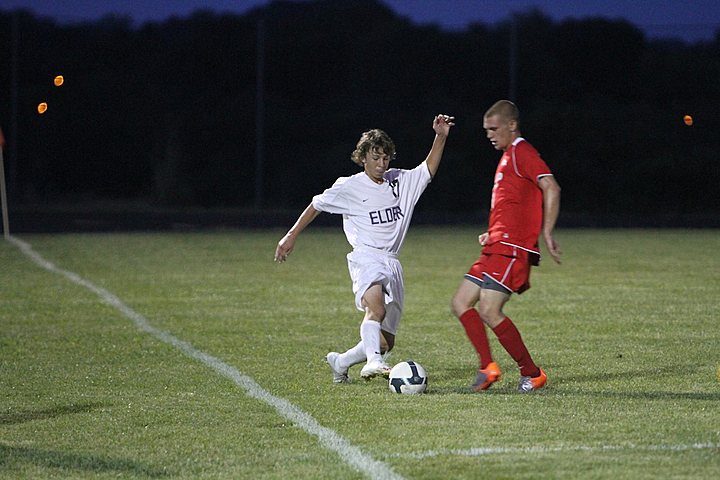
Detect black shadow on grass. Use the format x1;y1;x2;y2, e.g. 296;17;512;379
0;444;169;477
422;386;720;400
0;402;105;426
423;381;720;401
541;389;720;401
558;364;683;384
554;365;720;400
426;365;720;399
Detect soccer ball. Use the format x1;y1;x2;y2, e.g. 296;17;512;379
388;360;428;394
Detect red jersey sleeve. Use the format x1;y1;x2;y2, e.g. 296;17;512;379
513;141;552;184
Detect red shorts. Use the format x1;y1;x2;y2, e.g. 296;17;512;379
465;248;533;294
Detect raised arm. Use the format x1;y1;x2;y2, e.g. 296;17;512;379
424;114;455;177
274;203;321;262
538;175;562;264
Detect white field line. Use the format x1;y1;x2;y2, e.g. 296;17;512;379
9;236;404;480
385;442;720;460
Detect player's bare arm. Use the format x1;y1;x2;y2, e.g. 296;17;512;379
538;175;562;264
274;204;321;262
424;114;455;177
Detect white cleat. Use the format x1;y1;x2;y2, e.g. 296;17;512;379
326;352;350;384
360;361;391;380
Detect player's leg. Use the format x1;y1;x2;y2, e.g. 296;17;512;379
327;292;386;384
328;252;390;382
379;301;399;354
476;282;511;328
327;340;363;384
331;340;365;369
452;275;500;390
452;278;493;365
479;284;545;392
376;301;400;370
327;298;398;384
380;330;395;354
327;287;385;384
359;283;391;379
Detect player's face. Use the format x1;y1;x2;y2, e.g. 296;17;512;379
483;114;516;151
363;147;391;183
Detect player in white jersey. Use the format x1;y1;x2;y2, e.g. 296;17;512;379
274;114;454;382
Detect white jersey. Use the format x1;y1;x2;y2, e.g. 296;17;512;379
312;161;432;254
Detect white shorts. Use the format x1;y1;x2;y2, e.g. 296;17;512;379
346;248;404;335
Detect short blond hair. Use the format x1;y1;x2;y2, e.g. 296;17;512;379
485;100;520;123
350;129;396;167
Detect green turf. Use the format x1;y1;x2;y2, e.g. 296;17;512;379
1;228;718;479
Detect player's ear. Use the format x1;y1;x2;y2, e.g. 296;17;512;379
508;119;518;132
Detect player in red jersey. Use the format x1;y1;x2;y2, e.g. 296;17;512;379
451;100;561;393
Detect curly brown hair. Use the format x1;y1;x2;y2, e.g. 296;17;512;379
350;129;396;167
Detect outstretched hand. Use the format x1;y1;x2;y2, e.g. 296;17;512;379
274;234;295;263
433;114;455;136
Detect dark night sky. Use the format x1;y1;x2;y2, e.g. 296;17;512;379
2;0;719;42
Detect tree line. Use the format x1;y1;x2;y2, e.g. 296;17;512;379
1;0;719;224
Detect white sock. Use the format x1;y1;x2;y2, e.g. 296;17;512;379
338;340;366;370
360;319;383;364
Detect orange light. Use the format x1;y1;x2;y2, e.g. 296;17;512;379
37;102;48;114
683;115;693;126
54;75;64;87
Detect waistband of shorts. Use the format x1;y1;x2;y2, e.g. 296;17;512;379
353;245;398;258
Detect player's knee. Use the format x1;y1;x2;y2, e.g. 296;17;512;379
450;294;471;318
366;304;386;322
477;302;502;325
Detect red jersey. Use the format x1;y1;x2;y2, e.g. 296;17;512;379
484;138;552;256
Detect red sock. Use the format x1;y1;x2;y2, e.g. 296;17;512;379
459;309;493;369
492;317;540;377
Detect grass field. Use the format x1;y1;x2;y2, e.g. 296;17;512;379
1;227;718;479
